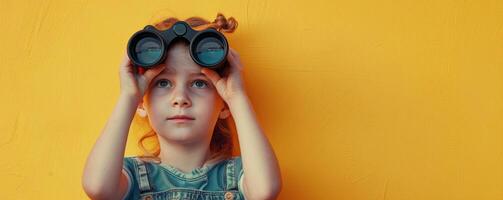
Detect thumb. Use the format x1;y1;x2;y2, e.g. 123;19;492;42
201;68;222;86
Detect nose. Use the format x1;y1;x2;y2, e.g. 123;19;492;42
170;86;192;108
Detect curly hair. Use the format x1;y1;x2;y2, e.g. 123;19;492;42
134;13;238;164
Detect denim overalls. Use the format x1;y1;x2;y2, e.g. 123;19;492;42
121;156;245;200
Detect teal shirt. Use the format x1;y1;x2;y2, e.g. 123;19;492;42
121;156;245;200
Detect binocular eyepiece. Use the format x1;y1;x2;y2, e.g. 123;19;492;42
127;21;229;74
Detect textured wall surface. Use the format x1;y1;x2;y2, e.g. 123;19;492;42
0;0;502;199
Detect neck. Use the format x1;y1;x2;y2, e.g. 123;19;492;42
157;136;213;173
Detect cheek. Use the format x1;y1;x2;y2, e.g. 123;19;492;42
195;96;218;111
195;96;224;118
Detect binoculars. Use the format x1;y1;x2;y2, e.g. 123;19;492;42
127;21;229;74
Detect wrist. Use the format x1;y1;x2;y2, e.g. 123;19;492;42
227;93;251;109
119;93;141;106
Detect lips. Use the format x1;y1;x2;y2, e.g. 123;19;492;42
167;115;195;120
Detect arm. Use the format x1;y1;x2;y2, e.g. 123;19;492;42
82;94;139;200
200;48;282;199
228;94;283;200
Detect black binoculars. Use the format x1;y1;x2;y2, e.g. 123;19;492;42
127;21;229;74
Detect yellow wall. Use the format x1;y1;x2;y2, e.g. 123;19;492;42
1;0;502;199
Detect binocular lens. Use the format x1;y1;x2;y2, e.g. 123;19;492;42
194;37;225;66
135;37;163;65
128;22;228;69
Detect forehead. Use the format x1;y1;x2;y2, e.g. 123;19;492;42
159;67;204;77
159;41;202;75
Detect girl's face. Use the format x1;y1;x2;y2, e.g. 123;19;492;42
141;41;229;144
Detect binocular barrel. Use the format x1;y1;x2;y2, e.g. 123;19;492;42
127;21;229;72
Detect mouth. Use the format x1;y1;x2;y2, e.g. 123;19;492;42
167;118;194;124
168;119;194;123
167;115;195;121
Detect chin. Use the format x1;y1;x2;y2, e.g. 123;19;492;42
159;130;201;143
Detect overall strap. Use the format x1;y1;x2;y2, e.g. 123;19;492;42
225;158;238;190
133;157;153;193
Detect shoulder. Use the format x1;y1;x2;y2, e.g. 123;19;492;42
123;156;162;175
208;156;243;171
122;156;136;175
121;156;142;200
122;156;161;200
220;156;244;185
230;155;244;176
227;156;246;198
216;155;242;164
233;156;246;199
204;156;243;179
228;155;243;169
123;156;136;165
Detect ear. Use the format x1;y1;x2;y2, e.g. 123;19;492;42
137;102;147;118
218;107;231;119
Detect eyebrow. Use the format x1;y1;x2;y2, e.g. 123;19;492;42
155;71;207;79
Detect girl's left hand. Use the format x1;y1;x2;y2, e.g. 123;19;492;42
201;47;247;104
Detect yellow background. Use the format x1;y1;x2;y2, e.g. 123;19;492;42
1;0;502;199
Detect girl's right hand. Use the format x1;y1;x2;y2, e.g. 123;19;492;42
119;52;165;103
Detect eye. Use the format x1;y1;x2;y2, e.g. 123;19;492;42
192;79;209;89
156;79;172;88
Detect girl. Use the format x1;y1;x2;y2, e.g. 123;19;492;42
82;13;282;200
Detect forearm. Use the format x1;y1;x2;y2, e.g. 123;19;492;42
228;94;282;199
82;93;139;197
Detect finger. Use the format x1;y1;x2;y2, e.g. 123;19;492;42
120;53;132;70
120;56;138;79
143;65;165;82
227;49;243;72
229;48;240;59
120;54;128;67
138;67;145;75
201;68;223;88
